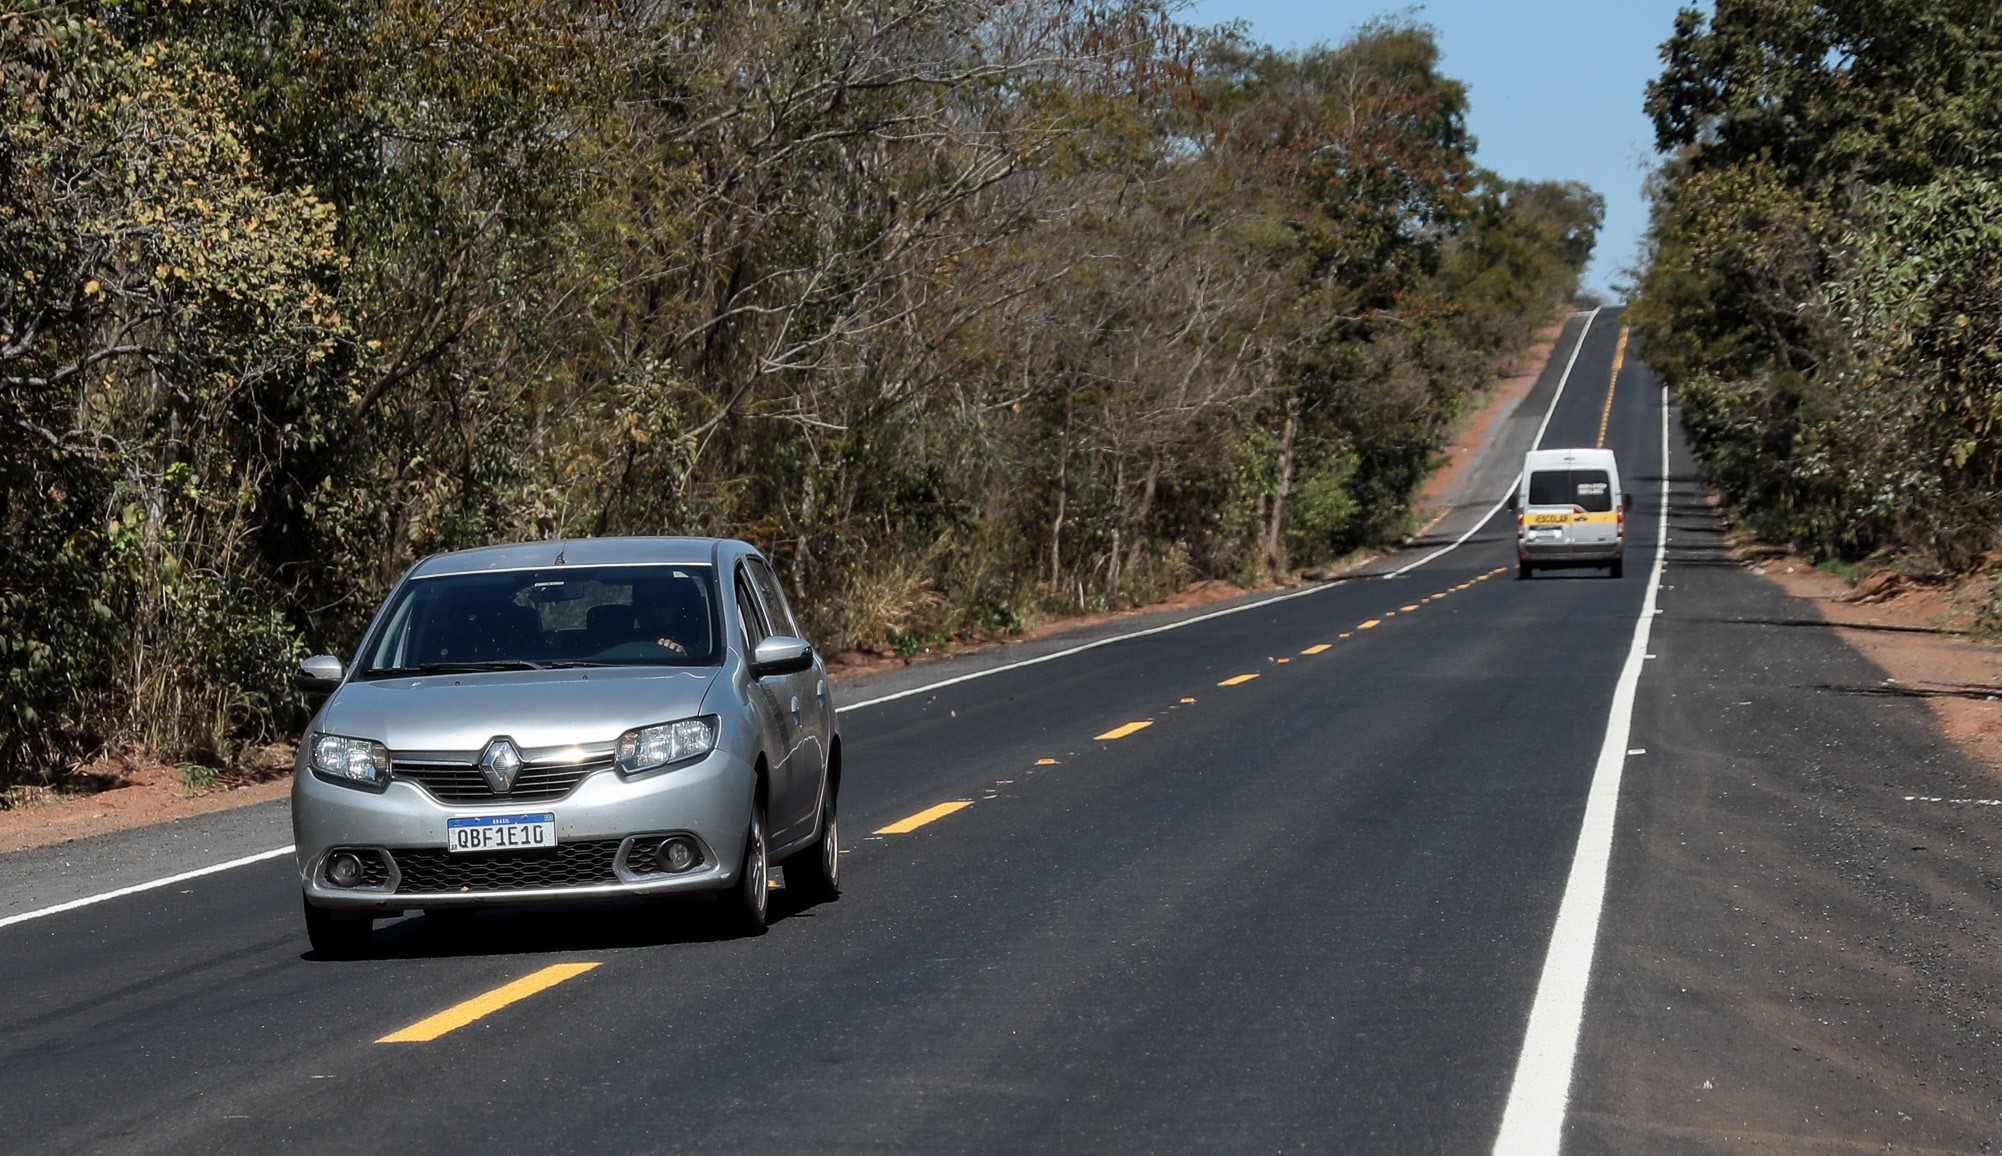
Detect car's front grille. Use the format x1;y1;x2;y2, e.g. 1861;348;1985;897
354;849;392;888
386;841;625;893
392;754;612;803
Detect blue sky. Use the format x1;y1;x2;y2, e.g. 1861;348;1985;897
1184;0;1700;299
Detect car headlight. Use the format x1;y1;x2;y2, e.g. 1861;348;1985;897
615;716;718;776
310;733;392;791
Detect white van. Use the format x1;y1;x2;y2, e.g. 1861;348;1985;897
1509;447;1631;579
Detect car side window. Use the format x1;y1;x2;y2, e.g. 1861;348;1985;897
735;566;771;652
746;557;801;639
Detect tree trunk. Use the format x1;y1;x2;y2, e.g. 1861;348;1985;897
1123;451;1160;585
1048;434;1068;589
1262;394;1301;577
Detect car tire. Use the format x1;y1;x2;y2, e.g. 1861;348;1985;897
1517;560;1533;580
785;792;840;905
1609;558;1624;579
303;898;373;959
718;803;770;937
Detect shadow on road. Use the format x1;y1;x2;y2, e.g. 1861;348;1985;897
1687;615;1965;637
302;884;837;962
1811;681;2001;703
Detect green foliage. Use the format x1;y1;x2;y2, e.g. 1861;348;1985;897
1637;3;2002;572
0;1;1592;787
2;4;348;781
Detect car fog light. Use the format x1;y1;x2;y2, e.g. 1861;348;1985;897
657;838;697;873
327;851;365;887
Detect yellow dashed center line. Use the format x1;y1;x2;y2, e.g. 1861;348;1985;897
1400;604;1420;612
1598;323;1630;448
876;800;974;834
1358;620;1381;630
1035;758;1058;765
1216;674;1258;687
1301;644;1330;655
1179;697;1196;703
1095;720;1154;740
1338;632;1352;639
378;963;599;1043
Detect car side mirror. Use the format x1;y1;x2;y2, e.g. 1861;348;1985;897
750;636;814;677
294;654;345;694
1623;492;1634;512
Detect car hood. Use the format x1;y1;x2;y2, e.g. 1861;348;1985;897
317;667;720;754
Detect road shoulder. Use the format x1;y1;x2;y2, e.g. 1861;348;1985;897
1566;462;2002;1151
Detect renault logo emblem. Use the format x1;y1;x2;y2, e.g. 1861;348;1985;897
479;738;524;794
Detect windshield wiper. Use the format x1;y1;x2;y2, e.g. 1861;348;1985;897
363;660;547;677
545;660;620;668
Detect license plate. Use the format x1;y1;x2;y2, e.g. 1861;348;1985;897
446;813;557;853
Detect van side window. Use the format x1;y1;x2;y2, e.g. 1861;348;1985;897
1528;469;1614;513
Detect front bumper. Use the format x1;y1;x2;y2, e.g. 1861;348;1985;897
292;749;755;913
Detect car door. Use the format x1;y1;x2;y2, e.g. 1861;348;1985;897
734;564;799;840
746;556;828;830
1526;467;1615;554
1566;468;1619;552
735;561;814;846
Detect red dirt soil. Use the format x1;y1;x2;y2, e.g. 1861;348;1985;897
1742;540;2002;788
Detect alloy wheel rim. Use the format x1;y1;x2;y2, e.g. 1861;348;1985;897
823;814;839;885
749;815;767;917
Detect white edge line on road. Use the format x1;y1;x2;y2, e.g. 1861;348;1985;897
1491;381;1671;1155
2;309;1612;933
836;580;1346;713
1383;307;1603;579
0;844;296;930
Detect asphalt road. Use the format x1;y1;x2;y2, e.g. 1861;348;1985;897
5;307;1994;1154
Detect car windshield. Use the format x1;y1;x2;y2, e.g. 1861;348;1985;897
357;564;721;676
1527;468;1613;512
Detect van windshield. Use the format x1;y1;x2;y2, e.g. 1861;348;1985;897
357;565;721;676
1527;469;1613;512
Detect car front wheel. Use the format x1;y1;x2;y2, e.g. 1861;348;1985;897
718;804;770;937
785;792;840;905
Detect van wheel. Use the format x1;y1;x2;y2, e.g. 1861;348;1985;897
1609;558;1624;579
1517;561;1533;580
718;804;770;937
304;899;373;960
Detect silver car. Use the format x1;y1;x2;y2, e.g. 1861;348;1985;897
289;537;841;957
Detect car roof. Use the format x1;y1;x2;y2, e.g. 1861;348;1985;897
1523;447;1619;471
407;537;735;579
